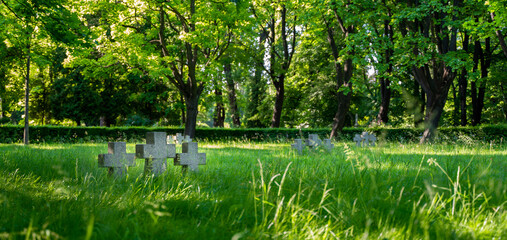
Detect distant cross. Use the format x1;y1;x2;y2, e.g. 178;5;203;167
367;133;377;146
291;139;304;154
323;139;334;151
166;135;174;144
306;134;322;148
98;142;135;177
353;134;362;147
183;135;192;143
175;133;184;144
174;142;206;173
136;132;176;176
361;132;370;147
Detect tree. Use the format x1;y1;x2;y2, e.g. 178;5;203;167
92;0;238;137
395;0;464;142
321;0;359;137
250;0;300;128
1;0;85;144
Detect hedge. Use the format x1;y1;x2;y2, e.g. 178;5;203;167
0;124;505;144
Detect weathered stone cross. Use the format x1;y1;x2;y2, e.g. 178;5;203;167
136;132;176;176
183;135;192;143
175;133;184;144
306;134;322;148
174;142;206;172
354;132;377;147
98;142;135;177
322;139;334;151
291;139;304;154
353;134;362;146
366;133;377;146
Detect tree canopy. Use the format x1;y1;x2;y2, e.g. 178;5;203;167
1;0;505;141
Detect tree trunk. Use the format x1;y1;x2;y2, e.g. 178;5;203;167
224;62;240;127
184;93;199;138
323;11;355;138
246;31;267;128
269;5;295;128
377;77;391;124
471;38;489;126
458;32;469;126
413;80;425;127
330;59;353;138
0;97;3;119
490;13;507;58
420;89;448;142
331;84;352;137
451;81;459;126
179;93;185;126
377;18;393;125
24;38;31;145
213;83;225;128
270;76;284;128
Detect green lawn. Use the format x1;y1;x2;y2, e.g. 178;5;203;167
0;141;506;239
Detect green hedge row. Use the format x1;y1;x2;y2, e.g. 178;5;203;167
0;124;505;144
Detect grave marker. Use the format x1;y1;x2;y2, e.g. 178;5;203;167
355;132;377;147
291;139;304;154
175;133;184;144
306;134;322;148
136;132;175;176
174;142;206;172
183;135;192;143
367;133;377;146
361;132;370;147
353;134;362;147
323;139;334;151
98;142;135;177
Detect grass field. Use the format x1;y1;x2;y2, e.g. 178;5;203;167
0;140;506;239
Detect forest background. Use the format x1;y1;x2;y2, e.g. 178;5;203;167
0;0;506;143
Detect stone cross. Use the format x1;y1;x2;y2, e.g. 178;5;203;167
355;132;377;147
174;142;206;172
366;133;377;146
98;142;135;177
353;134;362;147
291;139;304;154
136;132;176;176
183;135;192;143
306;134;322;148
166;135;174;144
323;139;334;151
174;133;184;144
360;132;370;147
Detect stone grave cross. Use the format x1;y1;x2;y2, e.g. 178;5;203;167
136;132;176;176
174;142;206;172
353;134;362;147
306;134;322;148
360;132;370;147
323;139;334;151
291;139;304;154
367;133;377;146
98;142;135;177
175;133;184;144
183;135;192;143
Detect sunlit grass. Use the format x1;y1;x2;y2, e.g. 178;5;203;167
0;140;505;239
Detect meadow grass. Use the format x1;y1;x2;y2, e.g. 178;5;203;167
0;140;505;239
